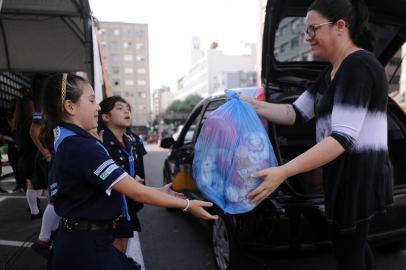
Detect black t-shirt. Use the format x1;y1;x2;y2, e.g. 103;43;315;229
293;50;393;231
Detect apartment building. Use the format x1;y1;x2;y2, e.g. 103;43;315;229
98;22;151;127
152;86;173;116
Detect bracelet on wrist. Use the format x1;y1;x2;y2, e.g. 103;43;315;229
182;199;190;212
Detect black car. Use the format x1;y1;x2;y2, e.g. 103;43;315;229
160;1;406;269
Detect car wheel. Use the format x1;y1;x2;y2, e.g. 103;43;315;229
212;210;239;270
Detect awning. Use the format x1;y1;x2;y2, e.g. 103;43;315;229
0;0;94;81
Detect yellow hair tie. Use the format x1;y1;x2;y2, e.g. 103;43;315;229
61;73;68;111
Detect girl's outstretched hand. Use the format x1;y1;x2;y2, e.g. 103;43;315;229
158;183;186;199
188;200;218;220
247;166;288;204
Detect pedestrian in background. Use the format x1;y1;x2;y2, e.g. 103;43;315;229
0;108;21;192
13;92;44;219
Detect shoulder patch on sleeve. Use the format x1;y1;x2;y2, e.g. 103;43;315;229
94;159;115;176
99;164;119;180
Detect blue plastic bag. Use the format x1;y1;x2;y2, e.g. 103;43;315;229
193;90;278;214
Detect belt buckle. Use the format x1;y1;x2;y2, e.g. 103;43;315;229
112;214;123;229
112;220;117;229
63;218;78;230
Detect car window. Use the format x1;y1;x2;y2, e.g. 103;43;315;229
274;17;312;62
387;44;405;97
178;105;203;145
202;99;226;121
196;99;227;139
183;124;196;144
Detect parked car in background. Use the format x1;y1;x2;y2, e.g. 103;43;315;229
161;1;406;269
146;131;159;144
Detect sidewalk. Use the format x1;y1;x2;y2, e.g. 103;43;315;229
0;171;47;270
0;168;146;270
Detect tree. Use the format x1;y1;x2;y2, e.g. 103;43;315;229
166;94;203;114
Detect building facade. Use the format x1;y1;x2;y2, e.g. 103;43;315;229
174;38;257;100
257;0;267;86
98;21;151;127
152;86;173;116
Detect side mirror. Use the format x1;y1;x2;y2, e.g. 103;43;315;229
160;137;175;149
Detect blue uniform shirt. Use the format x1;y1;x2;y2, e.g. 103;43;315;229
49;123;128;221
102;128;147;180
102;128;147;220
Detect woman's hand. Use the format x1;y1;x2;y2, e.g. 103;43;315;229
188;200;218;220
157;183;186;199
248;166;289;204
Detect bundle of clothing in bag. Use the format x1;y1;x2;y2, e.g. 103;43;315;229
193;90;278;214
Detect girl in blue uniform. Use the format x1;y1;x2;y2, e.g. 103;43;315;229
98;96;184;266
41;73;218;270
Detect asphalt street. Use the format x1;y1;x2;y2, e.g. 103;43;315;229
1;144;406;269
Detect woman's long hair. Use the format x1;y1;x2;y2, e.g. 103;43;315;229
14;91;33;132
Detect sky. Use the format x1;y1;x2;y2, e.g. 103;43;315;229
89;0;260;91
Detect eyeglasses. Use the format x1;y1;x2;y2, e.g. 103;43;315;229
304;22;333;39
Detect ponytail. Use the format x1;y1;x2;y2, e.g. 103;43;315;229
349;0;374;51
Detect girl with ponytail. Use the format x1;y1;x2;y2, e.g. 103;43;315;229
42;73;218;270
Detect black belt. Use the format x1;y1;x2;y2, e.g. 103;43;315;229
61;218;113;231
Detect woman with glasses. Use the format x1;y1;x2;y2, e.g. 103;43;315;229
243;0;393;269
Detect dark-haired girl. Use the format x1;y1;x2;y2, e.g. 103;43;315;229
42;73;217;270
98;96;185;267
13;94;44;218
243;0;393;269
